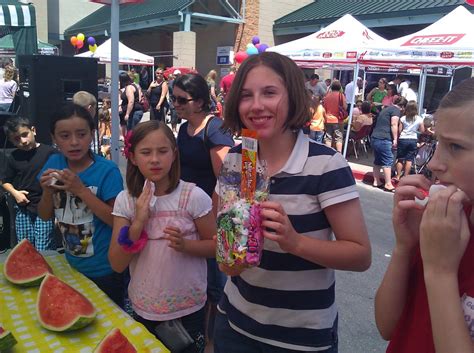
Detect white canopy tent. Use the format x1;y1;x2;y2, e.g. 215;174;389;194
269;14;391;156
269;14;390;68
359;5;474;114
360;6;474;68
75;38;154;66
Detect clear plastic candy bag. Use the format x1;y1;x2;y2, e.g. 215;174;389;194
216;130;269;268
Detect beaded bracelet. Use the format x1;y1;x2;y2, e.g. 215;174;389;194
117;226;148;253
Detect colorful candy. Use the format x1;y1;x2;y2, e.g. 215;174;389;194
216;130;269;268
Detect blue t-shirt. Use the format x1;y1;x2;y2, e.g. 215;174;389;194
177;117;234;196
39;153;124;278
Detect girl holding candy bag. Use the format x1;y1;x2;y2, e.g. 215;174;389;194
375;78;474;353
108;120;216;353
213;51;371;352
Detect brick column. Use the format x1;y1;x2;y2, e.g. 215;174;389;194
234;0;260;53
173;31;196;68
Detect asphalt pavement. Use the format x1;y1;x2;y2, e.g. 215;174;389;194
337;182;395;353
118;115;396;352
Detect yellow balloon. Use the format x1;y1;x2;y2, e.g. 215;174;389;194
77;33;85;41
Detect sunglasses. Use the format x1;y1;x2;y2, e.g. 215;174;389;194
170;95;194;105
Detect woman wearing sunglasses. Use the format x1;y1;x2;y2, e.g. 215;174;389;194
174;73;234;343
147;69;169;122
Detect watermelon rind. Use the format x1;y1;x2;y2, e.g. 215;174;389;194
94;328;137;353
3;239;52;286
0;327;17;351
36;274;97;332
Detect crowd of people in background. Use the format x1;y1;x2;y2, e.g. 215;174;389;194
1;51;473;353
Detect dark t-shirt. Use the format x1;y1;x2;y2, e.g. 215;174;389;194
149;82;165;106
371;105;401;141
0;144;56;213
120;84;142;116
177;117;234;196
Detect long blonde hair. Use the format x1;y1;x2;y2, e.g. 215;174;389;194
3;65;16;82
206;70;217;83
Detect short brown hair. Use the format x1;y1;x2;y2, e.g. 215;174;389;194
393;96;408;108
126;121;180;198
222;52;311;135
330;80;342;92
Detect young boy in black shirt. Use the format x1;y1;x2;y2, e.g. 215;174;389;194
0;117;56;250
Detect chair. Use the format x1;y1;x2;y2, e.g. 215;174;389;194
349;124;372;159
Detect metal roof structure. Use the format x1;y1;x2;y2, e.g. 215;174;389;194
64;0;244;37
273;0;474;36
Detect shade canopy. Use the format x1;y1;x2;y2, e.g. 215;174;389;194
268;14;389;67
359;6;474;67
0;1;38;56
0;34;57;55
75;38;154;66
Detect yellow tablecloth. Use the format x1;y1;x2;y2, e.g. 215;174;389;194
0;254;169;353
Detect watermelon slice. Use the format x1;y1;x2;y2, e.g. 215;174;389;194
37;274;96;331
3;239;52;286
94;328;137;353
0;326;17;351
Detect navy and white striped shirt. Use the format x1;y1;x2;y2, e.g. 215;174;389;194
217;131;358;351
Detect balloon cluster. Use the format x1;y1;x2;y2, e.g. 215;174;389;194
70;33;97;52
234;36;269;64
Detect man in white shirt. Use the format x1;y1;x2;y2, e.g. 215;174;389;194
305;74;327;97
344;77;362;111
403;81;418;102
390;75;410;97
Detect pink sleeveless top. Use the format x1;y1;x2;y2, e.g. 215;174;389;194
128;182;207;321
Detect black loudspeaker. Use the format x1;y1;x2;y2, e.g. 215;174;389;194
17;55;98;144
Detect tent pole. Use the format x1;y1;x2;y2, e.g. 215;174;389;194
343;62;360;158
418;67;427;116
449;68;455;91
110;0;120;163
361;68;367;100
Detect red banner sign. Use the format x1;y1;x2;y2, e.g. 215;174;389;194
402;34;465;46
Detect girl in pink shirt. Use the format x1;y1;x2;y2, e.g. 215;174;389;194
109;120;216;353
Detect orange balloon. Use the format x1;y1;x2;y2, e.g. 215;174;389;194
70;36;78;46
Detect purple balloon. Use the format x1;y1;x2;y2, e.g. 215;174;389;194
257;44;269;53
87;37;96;46
252;36;260;45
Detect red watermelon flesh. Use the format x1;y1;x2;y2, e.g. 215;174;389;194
94;328;137;353
37;274;96;331
3;239;52;286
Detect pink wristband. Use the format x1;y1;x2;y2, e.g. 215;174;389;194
118;226;148;253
